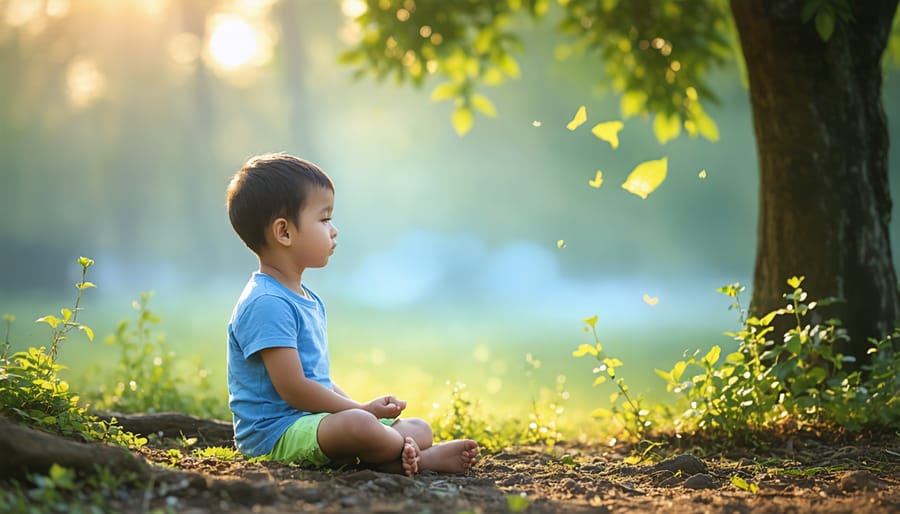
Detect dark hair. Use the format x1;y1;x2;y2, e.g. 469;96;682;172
226;153;334;254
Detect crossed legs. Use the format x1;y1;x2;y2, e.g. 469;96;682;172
317;409;478;476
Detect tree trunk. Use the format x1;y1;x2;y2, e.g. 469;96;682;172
729;0;900;364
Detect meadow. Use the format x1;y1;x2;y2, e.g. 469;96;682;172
2;285;734;441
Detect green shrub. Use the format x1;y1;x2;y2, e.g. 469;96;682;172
0;257;145;447
656;277;900;437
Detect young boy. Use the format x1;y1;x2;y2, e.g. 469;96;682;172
225;153;478;476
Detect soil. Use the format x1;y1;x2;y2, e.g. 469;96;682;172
116;428;900;513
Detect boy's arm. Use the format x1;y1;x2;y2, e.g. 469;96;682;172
332;382;350;399
261;347;361;413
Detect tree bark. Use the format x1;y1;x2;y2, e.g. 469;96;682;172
0;417;149;480
729;0;900;364
95;411;234;446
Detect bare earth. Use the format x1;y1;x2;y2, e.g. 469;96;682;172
122;432;899;513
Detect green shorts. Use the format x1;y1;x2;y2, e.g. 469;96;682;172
268;413;397;467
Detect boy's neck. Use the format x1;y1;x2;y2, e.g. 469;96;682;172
258;258;305;297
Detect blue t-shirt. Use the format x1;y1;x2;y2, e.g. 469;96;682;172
227;272;333;457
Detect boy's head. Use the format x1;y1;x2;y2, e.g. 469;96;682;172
226;153;334;254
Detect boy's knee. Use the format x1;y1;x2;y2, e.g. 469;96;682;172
404;417;433;447
339;409;382;440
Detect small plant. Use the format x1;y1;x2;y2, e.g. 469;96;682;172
657;277;900;438
87;292;222;419
520;352;567;449
430;381;507;452
192;446;239;461
0;257;144;447
573;315;651;441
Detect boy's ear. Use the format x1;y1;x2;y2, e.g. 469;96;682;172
270;217;292;247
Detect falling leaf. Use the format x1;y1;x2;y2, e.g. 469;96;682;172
557;239;567;249
698;169;707;179
532;120;542;127
451;107;473;136
652;112;681;144
622;157;668;199
588;170;603;189
643;294;659;306
566;105;587;131
591;121;624;149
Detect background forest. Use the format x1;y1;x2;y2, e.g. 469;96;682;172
2;0;900;426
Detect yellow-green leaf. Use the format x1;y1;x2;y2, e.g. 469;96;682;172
572;343;598;357
566;105;587;131
621;157;668;199
588;170;603;189
556;239;566;249
470;94;497;117
583;315;598;328
60;308;73;322
620;91;647;118
78;325;94;341
787;276;805;289
591;121;624;149
77;256;94;268
690;103;720;142
430;82;457;101
506;493;529;513
590;407;613;418
498;53;520;78
642;294;659;306
653;113;681;144
593;375;607;386
702;345;721;367
36;315;61;330
451;107;473;136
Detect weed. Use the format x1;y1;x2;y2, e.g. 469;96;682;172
573;315;652;441
192;446;239;461
86;291;223;419
0;257;144;447
657;277;900;438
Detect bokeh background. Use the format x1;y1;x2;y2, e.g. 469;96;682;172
2;0;899;426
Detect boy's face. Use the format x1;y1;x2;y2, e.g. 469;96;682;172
289;186;338;268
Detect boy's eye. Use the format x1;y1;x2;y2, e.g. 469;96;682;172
322;218;332;222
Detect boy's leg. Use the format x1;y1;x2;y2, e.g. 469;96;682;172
390;417;433;450
317;409;410;465
418;439;479;473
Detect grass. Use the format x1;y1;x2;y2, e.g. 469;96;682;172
2;291;728;437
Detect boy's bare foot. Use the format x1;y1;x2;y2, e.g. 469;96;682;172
401;436;420;476
419;439;479;473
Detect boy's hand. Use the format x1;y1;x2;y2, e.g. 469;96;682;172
364;395;407;419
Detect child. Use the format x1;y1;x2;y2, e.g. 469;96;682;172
225;152;478;476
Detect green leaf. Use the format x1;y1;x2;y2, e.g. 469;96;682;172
787;276;805;289
593;375;607;386
470;94;497;117
620;91;647;118
506;493;529;512
451;107;474;136
77;281;97;290
430;82;458;101
36;315;61;330
572;343;598;357
654;368;672;382
815;10;836;41
702;346;721;367
622;157;668;199
77;256;94;268
726;352;745;364
801;0;824;22
78;325;94;342
652;112;681;144
498;53;520;78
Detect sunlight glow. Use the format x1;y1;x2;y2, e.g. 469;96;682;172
66;56;106;109
208;15;259;70
4;0;41;26
340;0;367;18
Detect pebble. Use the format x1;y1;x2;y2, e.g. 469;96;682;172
652;454;708;476
683;473;716;489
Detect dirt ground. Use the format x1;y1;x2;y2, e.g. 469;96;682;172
109;431;900;513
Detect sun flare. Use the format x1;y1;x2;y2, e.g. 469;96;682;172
207;14;259;71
